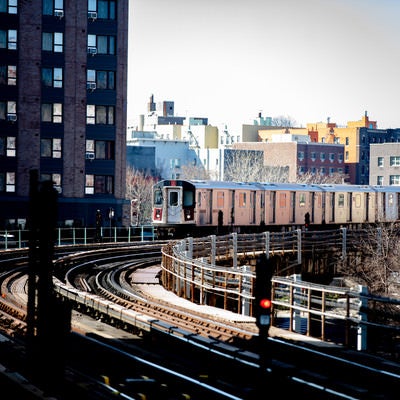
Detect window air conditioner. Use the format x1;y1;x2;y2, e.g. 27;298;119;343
54;10;64;18
85;153;95;160
7;114;17;122
87;47;97;55
86;82;97;90
88;11;97;20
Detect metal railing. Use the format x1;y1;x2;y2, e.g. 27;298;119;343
0;225;156;249
161;229;400;352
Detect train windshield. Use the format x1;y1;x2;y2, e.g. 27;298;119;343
183;190;194;206
154;188;163;205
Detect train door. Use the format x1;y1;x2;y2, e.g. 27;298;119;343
230;190;235;226
206;189;212;224
397;193;400;221
311;192;315;222
269;191;276;223
251;191;256;224
259;192;265;225
365;193;369;222
290;192;295;223
166;187;182;224
381;193;386;221
330;193;335;222
321;192;326;224
347;192;352;222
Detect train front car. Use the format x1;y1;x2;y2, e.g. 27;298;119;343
152;179;196;238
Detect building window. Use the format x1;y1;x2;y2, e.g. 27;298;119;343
338;153;343;163
43;0;64;16
42;67;63;88
86;104;114;125
88;34;115;55
87;69;115;90
86;139;114;160
0;136;16;157
334;137;340;144
320;167;326;175
345;137;349;145
376;176;383;185
0;29;17;50
0;0;18;14
88;0;116;19
310;152;316;161
42;32;63;53
41;103;63;123
320;152;326;161
0;101;17;121
390;156;400;166
345;151;349;161
40;138;62;158
298;151;304;161
0;171;15;192
85;174;114;194
377;157;384;167
41;173;62;193
329;153;335;162
389;175;400;185
0;65;16;85
329;167;335;175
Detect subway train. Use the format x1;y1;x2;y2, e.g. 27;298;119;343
152;179;400;238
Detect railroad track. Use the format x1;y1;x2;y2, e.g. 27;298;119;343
1;245;399;399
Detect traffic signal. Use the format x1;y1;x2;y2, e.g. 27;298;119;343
254;254;273;333
304;212;310;229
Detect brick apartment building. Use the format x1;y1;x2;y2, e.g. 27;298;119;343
0;0;130;229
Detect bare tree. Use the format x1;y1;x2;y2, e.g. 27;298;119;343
296;171;349;184
271;115;297;128
180;163;210;180
126;166;155;225
224;149;289;182
338;222;400;296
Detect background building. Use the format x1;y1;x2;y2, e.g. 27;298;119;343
0;0;130;229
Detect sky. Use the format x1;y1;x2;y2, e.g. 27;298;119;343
127;0;400;133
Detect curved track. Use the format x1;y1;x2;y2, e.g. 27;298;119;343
1;244;399;399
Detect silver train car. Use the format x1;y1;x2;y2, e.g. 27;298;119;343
152;179;400;238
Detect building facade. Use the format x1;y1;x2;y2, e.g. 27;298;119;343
0;0;130;228
369;143;400;186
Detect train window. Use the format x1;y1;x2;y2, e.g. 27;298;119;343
239;192;246;207
355;194;361;208
299;193;306;207
338;194;345;207
389;193;394;205
154;188;163;205
279;193;286;208
169;191;178;206
183;190;194;206
217;191;224;208
197;192;202;207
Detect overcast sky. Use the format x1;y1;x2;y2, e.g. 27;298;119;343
128;0;400;132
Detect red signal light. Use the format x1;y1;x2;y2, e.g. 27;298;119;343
259;298;271;309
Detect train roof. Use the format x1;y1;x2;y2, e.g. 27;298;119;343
154;179;400;193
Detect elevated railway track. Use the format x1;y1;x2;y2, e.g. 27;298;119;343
0;235;399;399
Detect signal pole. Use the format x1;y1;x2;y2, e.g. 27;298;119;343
254;253;273;371
26;169;71;395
